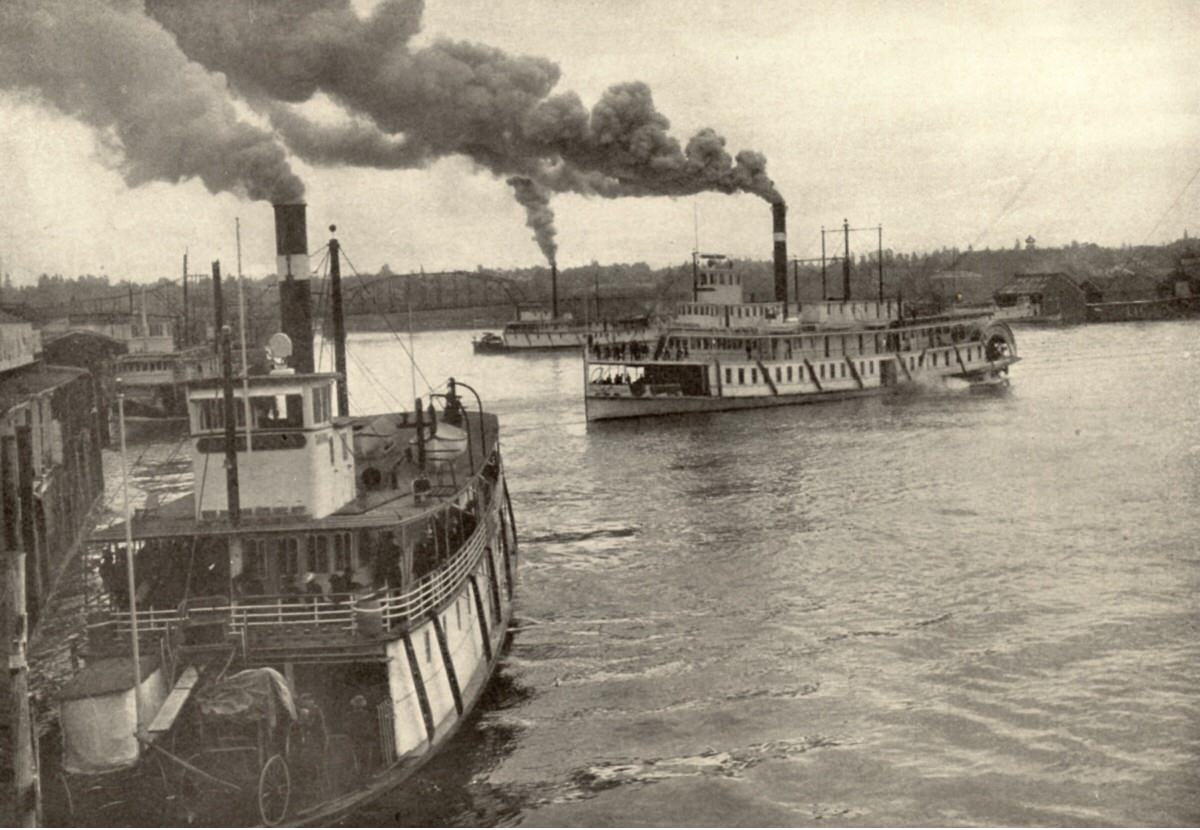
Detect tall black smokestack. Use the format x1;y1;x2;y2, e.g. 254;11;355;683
772;202;788;312
551;262;559;319
274;203;314;373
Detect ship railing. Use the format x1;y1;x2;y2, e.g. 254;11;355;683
94;495;502;640
376;510;496;629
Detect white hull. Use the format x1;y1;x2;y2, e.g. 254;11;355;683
587;348;1017;421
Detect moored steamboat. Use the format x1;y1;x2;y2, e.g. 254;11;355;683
584;204;1019;421
52;205;518;826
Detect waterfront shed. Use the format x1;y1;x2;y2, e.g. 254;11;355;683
994;272;1087;323
1099;268;1161;302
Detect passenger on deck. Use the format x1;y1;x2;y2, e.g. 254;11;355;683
304;572;324;603
347;695;377;770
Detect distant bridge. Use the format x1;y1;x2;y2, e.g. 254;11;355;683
338;270;528;315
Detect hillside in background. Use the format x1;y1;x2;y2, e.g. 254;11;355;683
4;235;1197;332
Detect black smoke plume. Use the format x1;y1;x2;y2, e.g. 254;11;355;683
145;0;782;259
507;177;557;266
0;0;304;203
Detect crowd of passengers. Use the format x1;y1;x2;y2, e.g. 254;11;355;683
589;339;695;361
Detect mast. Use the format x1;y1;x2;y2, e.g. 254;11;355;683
877;224;884;302
792;258;800;312
211;260;224;354
328;226;349;417
116;386;142;744
140;285;149;338
691;251;699;303
182;250;189;347
236;219;253;456
842;218;852;300
219;325;241;526
820;226;827;301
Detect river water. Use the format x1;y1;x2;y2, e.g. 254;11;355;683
112;322;1200;826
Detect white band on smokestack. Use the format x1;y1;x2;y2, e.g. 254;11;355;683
774;232;786;242
276;253;310;280
274;203;310;281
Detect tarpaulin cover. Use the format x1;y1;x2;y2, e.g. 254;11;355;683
195;668;297;728
59;664;167;775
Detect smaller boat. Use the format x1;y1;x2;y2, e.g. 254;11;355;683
471;332;507;353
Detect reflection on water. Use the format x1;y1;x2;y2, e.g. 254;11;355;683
100;322;1200;826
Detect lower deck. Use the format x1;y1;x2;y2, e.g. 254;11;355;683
586;341;1017;420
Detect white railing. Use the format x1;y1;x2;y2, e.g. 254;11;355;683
96;489;503;643
376;510;496;628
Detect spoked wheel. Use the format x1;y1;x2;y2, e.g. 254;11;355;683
56;772;75;822
257;754;291;827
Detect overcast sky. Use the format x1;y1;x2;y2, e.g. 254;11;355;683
1;0;1196;283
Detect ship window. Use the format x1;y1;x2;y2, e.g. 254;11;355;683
786;366;793;382
750;368;757;383
841;364;847;378
308;535;330;572
311;386;332;424
456;600;462;631
424;630;432;663
738;368;745;384
250;394;304;430
725;368;732;384
282;539;301;576
333;533;350;571
823;336;830;358
819;364;825;379
858;334;864;352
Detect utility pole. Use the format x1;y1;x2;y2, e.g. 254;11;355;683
4;430;40;827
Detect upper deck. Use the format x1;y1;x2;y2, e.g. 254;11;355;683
92;408;500;542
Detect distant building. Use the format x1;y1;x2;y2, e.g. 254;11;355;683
1099;268;1161;303
928;270;994;306
42;329;126;447
994;272;1086;323
1077;278;1108;304
1025;235;1037;251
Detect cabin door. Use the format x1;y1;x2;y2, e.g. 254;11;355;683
880;358;899;387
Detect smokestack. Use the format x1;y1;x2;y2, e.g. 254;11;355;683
772;202;788;311
551;262;559;319
274;203;314;373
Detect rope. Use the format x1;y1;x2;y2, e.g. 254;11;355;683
337;247;435;394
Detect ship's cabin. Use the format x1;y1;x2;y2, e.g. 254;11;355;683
187;372;357;521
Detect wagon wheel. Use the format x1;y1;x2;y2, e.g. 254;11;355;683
56;772;75;821
257;754;290;827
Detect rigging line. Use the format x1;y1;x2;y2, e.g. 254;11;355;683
347;347;408;412
1140;162;1200;246
337;247;435;394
